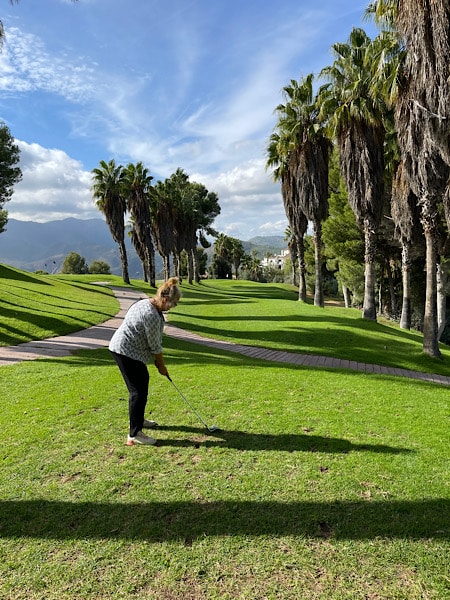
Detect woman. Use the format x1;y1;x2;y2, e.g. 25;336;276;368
109;277;181;446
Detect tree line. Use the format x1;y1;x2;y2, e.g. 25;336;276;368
91;161;220;286
266;1;449;358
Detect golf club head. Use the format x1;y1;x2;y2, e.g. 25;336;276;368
208;425;220;432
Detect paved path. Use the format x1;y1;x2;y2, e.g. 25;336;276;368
1;287;449;387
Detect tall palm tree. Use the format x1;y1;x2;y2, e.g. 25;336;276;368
266;131;308;301
213;233;232;263
188;183;220;283
122;162;155;287
159;170;220;284
390;161;422;329
126;217;148;282
319;28;387;321
229;237;245;279
91;159;130;284
152;180;176;281
393;1;450;357
269;74;331;307
162;169;191;282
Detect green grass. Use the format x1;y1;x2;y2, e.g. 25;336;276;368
167;279;450;376
0;267;449;599
0;265;120;346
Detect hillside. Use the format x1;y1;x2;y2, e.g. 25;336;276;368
245;235;286;256
0;218;149;277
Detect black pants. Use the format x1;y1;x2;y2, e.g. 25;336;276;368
110;351;149;437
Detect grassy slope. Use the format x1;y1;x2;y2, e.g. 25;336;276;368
167;279;450;376
0;267;449;599
0;266;121;345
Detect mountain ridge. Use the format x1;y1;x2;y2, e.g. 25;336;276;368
0;218;286;275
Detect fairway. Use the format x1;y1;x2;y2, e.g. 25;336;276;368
0;275;449;599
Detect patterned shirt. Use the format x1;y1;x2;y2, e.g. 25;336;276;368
109;299;165;364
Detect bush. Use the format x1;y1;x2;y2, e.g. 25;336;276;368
88;260;111;275
61;252;88;274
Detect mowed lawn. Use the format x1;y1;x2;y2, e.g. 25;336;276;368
0;268;449;599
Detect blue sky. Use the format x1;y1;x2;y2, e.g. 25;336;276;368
0;0;376;240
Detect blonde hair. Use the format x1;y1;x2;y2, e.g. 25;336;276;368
155;277;181;308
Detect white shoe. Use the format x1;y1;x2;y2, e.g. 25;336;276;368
142;419;158;429
126;431;157;446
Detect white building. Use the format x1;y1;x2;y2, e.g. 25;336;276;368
260;249;290;270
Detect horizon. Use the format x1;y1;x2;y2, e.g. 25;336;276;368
4;216;287;245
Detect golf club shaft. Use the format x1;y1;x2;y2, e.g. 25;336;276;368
166;375;212;431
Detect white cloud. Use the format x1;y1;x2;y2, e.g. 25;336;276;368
9;139;287;239
10;140;95;222
191;159;287;239
1;27;97;103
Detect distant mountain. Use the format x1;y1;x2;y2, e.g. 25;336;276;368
0;218;287;275
0;218;151;277
244;236;286;256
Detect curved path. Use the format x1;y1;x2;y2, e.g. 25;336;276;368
1;287;449;387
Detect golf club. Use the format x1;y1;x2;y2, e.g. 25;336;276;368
166;375;219;433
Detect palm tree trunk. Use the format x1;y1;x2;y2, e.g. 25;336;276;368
362;220;377;321
118;240;130;284
400;243;412;330
387;261;397;317
142;257;149;283
163;255;170;281
140;224;155;287
342;285;351;308
313;220;324;307
422;226;441;358
437;261;447;342
192;248;200;283
173;253;181;283
297;237;307;302
148;246;156;287
187;250;194;285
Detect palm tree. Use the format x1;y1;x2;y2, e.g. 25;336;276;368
126;217;148;282
214;233;232;263
284;226;298;286
152;180;176;281
393;1;450;357
122;162;155;287
319;28;387;321
390;161;422;329
158;170;220;284
241;250;262;282
367;1;450;356
229;237;245;279
365;0;397;30
162;169;191;282
91;159;130;284
266;131;308;301
269;74;331;307
184;181;220;284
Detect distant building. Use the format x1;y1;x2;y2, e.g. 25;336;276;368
260;249;290;270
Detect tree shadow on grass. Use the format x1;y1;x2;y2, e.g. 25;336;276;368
0;265;52;285
153;425;413;455
0;498;447;541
